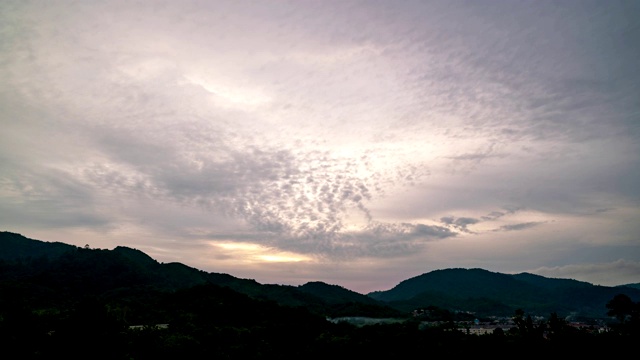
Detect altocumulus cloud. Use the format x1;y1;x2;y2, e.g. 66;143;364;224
1;0;639;291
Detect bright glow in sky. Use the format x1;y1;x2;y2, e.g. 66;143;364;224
1;0;639;293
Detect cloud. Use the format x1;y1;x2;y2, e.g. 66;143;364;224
70;113;438;259
493;221;547;232
440;216;480;233
0;164;111;230
333;221;457;258
481;211;507;221
1;0;639;291
529;259;640;287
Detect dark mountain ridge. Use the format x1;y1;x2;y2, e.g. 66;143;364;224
0;231;397;318
0;231;76;261
368;267;640;319
2;231;638;320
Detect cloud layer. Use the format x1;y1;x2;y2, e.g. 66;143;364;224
1;0;639;292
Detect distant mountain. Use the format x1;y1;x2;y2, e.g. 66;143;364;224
298;281;403;317
2;231;637;320
0;231;76;261
2;231;638;357
0;231;393;318
299;281;379;305
367;268;640;319
619;283;640;290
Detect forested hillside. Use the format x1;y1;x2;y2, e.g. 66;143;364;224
1;231;638;358
368;268;640;319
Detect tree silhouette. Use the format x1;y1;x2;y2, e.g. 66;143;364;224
606;294;635;324
606;293;640;335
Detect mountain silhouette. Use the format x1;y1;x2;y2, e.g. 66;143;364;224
0;231;396;318
2;231;638;320
368;268;640;318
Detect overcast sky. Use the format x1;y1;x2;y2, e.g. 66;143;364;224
1;0;639;294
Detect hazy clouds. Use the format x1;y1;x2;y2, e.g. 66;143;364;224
1;0;639;292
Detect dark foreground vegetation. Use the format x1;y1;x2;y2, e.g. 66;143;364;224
1;281;639;359
1;232;638;358
2;279;639;359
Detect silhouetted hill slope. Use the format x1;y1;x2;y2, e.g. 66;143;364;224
367;268;640;319
3;231;638;320
0;231;276;292
369;268;534;302
2;231;639;358
510;272;593;290
299;281;380;305
620;283;640;290
298;281;404;317
0;231;394;318
112;246;158;267
0;231;76;261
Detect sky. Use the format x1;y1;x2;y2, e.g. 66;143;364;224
1;0;639;294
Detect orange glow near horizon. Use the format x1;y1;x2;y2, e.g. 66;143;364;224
211;242;312;263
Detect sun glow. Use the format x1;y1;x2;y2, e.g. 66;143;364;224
258;254;306;263
184;75;271;107
211;242;311;263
